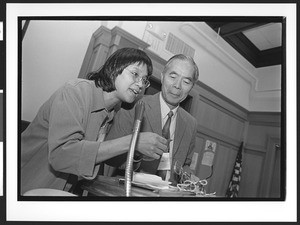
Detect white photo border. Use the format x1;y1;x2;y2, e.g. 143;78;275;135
6;3;297;222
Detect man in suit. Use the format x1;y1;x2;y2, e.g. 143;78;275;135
105;54;199;185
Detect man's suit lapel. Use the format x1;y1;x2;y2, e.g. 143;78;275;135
138;93;162;174
144;93;162;135
144;94;187;157
173;108;187;157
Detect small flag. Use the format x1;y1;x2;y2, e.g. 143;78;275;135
226;142;243;198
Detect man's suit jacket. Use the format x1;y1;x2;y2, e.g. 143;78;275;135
105;92;197;184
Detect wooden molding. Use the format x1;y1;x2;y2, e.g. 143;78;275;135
195;81;248;121
78;26;112;78
197;124;241;147
248;111;281;127
110;26;150;50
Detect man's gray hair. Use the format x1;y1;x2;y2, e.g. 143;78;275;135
163;54;199;82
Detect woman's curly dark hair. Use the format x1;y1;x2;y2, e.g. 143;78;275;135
87;48;153;92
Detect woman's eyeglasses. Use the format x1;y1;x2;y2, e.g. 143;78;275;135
125;68;150;88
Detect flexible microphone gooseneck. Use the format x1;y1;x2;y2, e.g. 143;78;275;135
124;101;145;197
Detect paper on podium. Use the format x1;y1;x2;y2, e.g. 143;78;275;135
132;172;171;190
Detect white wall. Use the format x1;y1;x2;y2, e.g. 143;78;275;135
22;21;102;121
22;20;281;121
248;65;281;112
255;65;281;91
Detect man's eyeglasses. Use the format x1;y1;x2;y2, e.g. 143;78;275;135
125;68;150;88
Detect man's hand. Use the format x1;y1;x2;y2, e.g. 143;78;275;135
136;132;168;160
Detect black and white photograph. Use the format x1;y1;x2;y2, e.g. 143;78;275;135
0;92;3;196
5;2;297;223
1;15;4;199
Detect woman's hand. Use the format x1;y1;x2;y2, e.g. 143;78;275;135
136;132;168;160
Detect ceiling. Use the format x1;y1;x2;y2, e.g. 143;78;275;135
205;22;283;68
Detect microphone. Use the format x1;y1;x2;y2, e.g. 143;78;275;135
124;101;145;196
132;100;145;133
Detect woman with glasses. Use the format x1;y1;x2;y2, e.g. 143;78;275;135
21;48;168;195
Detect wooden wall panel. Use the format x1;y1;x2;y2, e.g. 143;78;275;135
227;117;245;141
245;117;281;198
192;135;205;175
205;144;237;196
269;146;281;197
239;149;265;197
191;91;281;198
191;88;248;196
194;96;245;144
78;26;111;78
247;124;280;150
258;136;281;198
